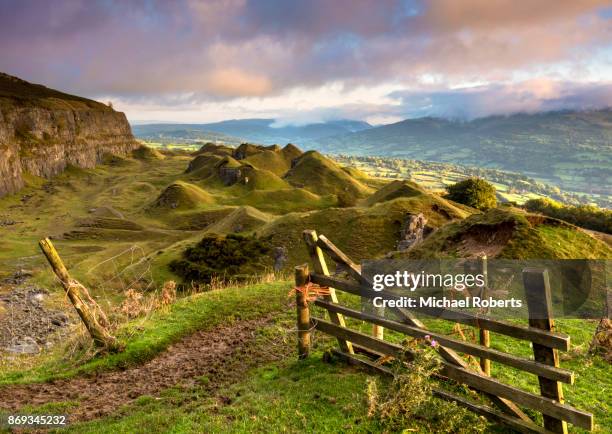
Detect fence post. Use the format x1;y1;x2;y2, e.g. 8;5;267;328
478;255;491;375
39;238;120;352
303;230;354;354
523;268;568;434
295;264;311;359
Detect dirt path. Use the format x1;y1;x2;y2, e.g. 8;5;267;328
0;316;288;422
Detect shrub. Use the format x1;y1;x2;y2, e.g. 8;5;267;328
524;198;611;234
366;338;488;433
446;178;497;210
169;234;272;284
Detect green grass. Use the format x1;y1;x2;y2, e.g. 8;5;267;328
2;279;610;433
0;281;291;386
405;208;612;259
60;355;386;434
149;181;216;211
1;143;610;433
257;196;472;267
285;150;374;200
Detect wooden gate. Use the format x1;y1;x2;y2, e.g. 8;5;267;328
294;230;593;434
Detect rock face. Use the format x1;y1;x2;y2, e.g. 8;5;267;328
397;213;432;251
0;72;139;197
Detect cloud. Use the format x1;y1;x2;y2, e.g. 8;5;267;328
206;68;272;96
0;0;610;121
390;80;612;119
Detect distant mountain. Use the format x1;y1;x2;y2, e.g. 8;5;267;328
316;110;612;197
132;118;372;145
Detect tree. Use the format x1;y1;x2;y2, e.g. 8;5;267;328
446;178;497;210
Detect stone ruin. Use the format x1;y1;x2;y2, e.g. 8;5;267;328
397;213;432;251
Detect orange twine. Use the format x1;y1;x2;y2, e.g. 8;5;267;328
289;282;331;302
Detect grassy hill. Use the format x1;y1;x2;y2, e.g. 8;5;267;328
399;207;612;260
150;181;216;211
284;150;374;204
1;140;610;434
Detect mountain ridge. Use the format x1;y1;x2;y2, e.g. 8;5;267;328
132;118;372;145
316;109;612;197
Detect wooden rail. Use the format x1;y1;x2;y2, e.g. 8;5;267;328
310;273;570;351
295;230;593;433
314;300;574;383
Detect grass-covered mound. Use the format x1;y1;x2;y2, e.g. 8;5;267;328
364;180;428;206
230;188;336;214
192;143;234;157
235;166;291;190
185;153;226;175
240;143;303;176
242;149;291;175
341;165;369;180
186;155;246;187
257;196;469;266
204;206;272;234
132;145;165;161
284;151;374;205
280;143;303;161
150;181;215;210
524;198;612;234
187;153;290;190
233;143;265;159
169;234;273;283
401;208;612;259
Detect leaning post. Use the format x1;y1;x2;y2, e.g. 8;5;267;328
38;238;120;352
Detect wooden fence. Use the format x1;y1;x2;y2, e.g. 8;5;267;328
294;230;593;434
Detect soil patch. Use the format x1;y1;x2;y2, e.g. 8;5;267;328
456;221;515;258
0;316;289;422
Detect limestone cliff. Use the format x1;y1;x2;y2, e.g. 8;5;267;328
0;72;138;197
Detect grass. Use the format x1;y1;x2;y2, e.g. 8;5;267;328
0;280;291;386
285;150;374;200
257;196;471;267
150;181;216;210
405;208;612;259
60;355;386;434
1;143;610;433
3;281;608;433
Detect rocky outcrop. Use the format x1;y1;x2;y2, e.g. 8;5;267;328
0;73;139;197
397;213;432;251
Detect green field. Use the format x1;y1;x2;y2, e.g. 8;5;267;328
0;143;610;433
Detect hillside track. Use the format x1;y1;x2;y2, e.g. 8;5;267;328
0;316;286;422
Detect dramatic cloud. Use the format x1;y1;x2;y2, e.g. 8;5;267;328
0;0;610;122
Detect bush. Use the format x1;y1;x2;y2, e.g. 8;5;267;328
366;338;488;433
169;234;272;284
446;178;497;210
524;198;611;234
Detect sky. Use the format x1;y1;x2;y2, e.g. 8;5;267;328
0;0;611;125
